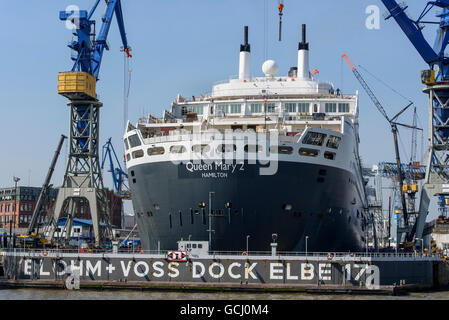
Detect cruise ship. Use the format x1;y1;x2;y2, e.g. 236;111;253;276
123;25;368;252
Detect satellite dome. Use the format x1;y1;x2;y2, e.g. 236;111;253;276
262;60;279;77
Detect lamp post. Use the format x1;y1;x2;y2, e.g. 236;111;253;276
225;202;233;224
305;236;309;259
12;176;20;248
207;192;215;252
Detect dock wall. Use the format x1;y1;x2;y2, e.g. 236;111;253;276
0;250;439;292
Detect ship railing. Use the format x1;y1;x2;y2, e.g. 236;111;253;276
207;250;442;259
0;248;443;260
142;131;299;145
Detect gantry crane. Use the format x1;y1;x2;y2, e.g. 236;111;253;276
342;53;420;244
381;0;449;246
48;0;132;247
101;138;130;200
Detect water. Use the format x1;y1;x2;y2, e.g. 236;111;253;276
0;288;448;300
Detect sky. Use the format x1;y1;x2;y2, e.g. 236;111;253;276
0;0;441;222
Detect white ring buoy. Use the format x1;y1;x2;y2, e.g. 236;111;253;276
242;251;248;256
42;250;48;257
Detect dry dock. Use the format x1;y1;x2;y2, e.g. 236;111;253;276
0;249;446;295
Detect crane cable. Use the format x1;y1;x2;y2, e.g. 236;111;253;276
123;52;133;131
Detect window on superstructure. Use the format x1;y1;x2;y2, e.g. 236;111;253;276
298;103;310;113
338;103;350;113
216;104;229;116
217;144;237;153
325;103;337;113
192;144;210;153
284;103;297;113
266;103;276;113
147;147;165;156
324;151;336;160
170;145;187;154
230;104;241;114
270;146;294;154
302;132;327;146
124;139;130;151
299;148;320;157
128;134;142;148
132;150;144;159
326;136;341;149
244;145;263;153
186;105;204;115
250;103;263;113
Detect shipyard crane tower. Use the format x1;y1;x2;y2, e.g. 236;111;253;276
48;0;132;247
381;0;449;245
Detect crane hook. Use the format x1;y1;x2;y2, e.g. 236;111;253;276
278;1;284;41
124;47;132;58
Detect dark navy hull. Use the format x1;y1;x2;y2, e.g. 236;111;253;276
128;161;366;252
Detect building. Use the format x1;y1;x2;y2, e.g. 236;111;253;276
50;217;118;241
0;186;123;232
0;186;57;230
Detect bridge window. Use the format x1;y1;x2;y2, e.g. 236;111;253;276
124;139;130;150
302;132;327;146
326;135;341;149
128;134;141;148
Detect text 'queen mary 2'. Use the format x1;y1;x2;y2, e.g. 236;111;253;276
123;25;368;252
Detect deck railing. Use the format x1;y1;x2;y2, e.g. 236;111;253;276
0;247;443;260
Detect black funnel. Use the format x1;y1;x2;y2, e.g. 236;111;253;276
240;26;251;52
298;24;309;51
